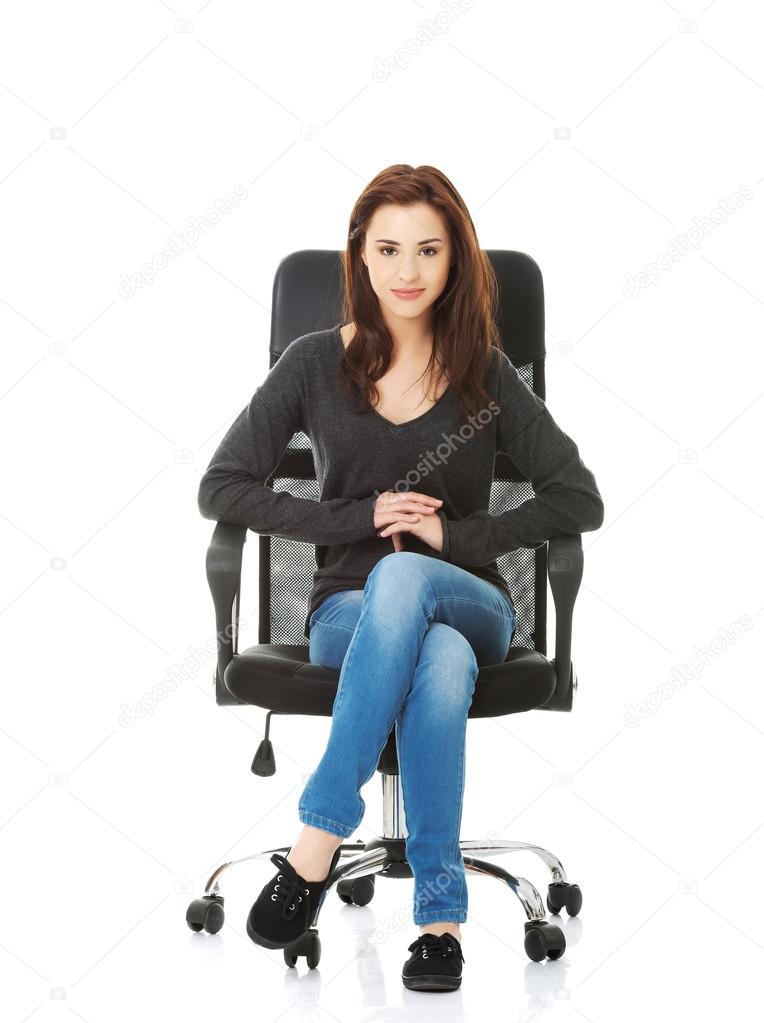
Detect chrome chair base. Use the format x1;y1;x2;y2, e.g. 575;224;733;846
199;773;579;931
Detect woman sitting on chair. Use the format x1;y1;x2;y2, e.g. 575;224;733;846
198;163;604;991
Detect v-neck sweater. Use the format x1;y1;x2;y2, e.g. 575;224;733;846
197;324;605;641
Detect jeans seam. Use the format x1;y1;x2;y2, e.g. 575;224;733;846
310;618;357;634
297;810;354;838
431;593;515;625
416;906;467;923
454;725;466;913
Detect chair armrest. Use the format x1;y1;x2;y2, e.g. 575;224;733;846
542;533;583;711
204;521;248;702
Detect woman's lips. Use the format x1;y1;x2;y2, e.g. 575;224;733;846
391;288;425;301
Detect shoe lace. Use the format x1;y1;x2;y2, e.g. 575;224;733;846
268;853;312;922
407;932;466;964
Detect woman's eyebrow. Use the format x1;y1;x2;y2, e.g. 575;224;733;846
374;237;443;245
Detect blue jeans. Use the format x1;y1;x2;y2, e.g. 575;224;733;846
298;551;516;926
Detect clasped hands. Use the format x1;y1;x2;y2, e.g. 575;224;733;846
372;490;444;554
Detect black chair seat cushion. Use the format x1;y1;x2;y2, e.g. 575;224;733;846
224;644;556;718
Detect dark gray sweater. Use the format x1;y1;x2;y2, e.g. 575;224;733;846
198;324;604;640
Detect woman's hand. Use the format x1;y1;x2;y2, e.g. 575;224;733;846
373;490;442;530
377;503;445;554
373;490;444;553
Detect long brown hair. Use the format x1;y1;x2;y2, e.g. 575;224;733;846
338;163;502;425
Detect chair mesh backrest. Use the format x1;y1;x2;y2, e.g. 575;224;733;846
260;360;547;659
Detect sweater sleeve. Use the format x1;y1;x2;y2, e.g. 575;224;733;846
197;336;378;544
442;351;604;567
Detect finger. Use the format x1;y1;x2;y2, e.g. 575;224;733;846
401;491;442;506
383;491;442;509
408;499;442;511
381;510;430;527
375;500;437;529
379;515;419;535
379;513;420;528
412;498;441;513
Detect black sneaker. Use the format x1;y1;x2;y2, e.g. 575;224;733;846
246;845;343;950
402;931;466;991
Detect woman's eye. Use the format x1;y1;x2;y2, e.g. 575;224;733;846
380;247;438;257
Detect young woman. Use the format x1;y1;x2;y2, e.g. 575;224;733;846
199;164;604;990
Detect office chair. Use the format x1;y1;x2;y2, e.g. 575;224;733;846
186;249;585;966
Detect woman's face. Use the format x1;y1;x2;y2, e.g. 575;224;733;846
361;202;452;330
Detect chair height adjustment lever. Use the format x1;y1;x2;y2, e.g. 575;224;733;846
251;711;276;776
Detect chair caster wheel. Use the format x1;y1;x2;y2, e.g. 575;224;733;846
336;875;375;906
546;881;582;916
524;920;566;962
186;894;225;934
283;929;321;968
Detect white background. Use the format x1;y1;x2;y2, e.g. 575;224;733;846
3;0;763;1018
